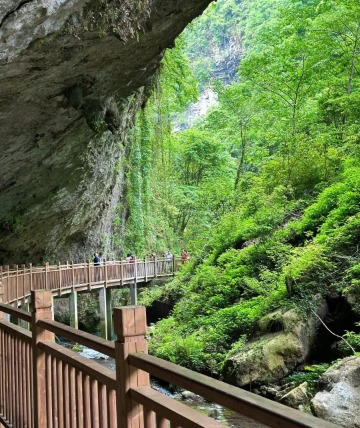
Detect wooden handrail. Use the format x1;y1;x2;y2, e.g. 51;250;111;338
0;319;31;341
39;341;117;389
128;352;339;428
130;386;224;428
0;303;31;322
0;258;181;273
37;319;115;358
0;291;341;428
0;258;180;306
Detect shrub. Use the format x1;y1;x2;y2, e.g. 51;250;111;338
285;363;331;394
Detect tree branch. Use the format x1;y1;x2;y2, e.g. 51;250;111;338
310;309;355;355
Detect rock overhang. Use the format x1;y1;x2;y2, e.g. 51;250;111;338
0;0;213;263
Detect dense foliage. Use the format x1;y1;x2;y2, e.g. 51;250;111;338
124;0;360;374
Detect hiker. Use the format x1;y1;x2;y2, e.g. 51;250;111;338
165;250;173;272
93;253;101;281
93;253;100;266
181;249;188;264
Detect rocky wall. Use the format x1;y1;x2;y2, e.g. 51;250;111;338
0;0;212;264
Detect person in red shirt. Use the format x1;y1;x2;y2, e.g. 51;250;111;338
181;249;188;264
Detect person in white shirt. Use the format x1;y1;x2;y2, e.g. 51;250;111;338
165;251;173;272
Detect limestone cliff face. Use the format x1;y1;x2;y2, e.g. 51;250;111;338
0;0;212;264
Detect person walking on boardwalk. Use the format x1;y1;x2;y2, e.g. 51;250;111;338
165;250;173;272
93;253;101;281
93;253;100;265
181;249;188;264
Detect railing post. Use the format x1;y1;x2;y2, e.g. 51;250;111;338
87;260;92;291
29;263;33;291
144;257;147;282
134;259;138;283
4;265;9;304
45;262;49;290
58;261;62;296
114;306;154;428
71;261;75;288
0;267;3;320
154;256;157;278
120;260;124;286
104;259;108;288
15;264;18;305
21;264;26;303
31;290;54;428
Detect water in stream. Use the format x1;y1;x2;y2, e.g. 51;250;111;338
80;348;267;428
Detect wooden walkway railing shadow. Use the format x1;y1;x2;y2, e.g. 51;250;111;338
0;288;340;428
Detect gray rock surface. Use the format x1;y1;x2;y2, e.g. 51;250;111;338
0;0;212;263
280;382;309;408
222;302;328;387
311;356;360;427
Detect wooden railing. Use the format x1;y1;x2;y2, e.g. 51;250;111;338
0;258;181;306
0;290;340;428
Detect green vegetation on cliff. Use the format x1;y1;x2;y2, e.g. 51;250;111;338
124;0;360;375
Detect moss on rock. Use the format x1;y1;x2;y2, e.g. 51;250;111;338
222;305;328;387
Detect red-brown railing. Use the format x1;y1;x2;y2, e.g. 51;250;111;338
0;290;340;428
0;258;181;306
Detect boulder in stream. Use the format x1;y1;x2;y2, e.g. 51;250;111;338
311;356;360;427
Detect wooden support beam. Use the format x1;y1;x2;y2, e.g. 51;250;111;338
31;290;54;428
114;306;153;428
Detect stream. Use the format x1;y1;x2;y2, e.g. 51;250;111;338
80;348;267;428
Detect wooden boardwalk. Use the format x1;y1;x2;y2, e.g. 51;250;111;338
0;258;180;306
0;263;341;428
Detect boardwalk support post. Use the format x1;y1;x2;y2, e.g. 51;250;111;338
130;281;137;306
69;290;78;329
114;306;154;428
31;290;54;428
99;287;112;340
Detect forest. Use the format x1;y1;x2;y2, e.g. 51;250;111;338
118;0;360;398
